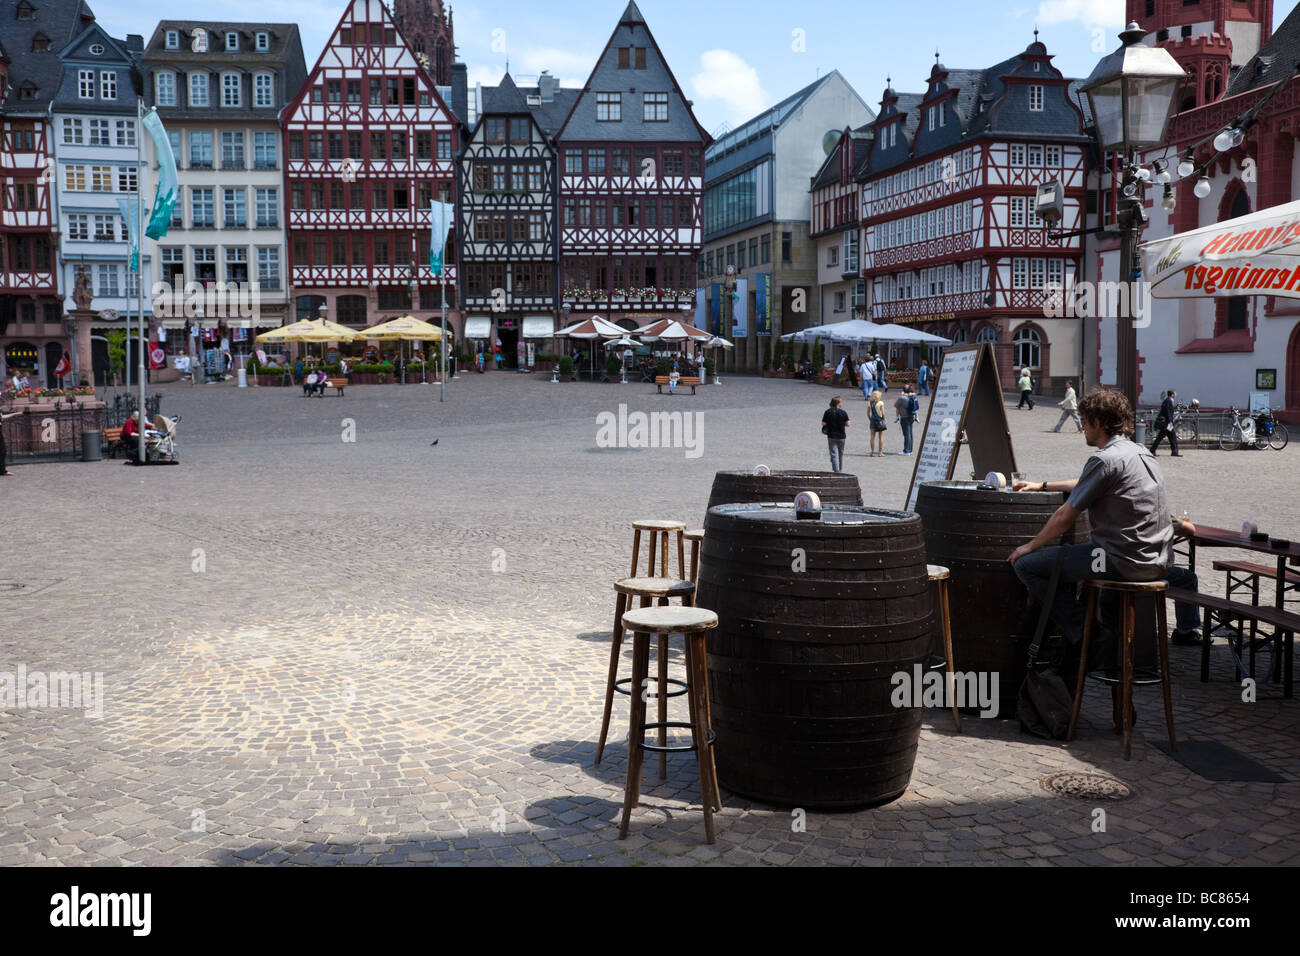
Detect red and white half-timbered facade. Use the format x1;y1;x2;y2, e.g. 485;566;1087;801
283;0;459;335
861;44;1091;387
555;2;708;329
810;127;870;325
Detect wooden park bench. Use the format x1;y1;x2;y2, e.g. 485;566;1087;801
104;427;126;458
1166;587;1296;697
325;377;347;396
655;375;701;395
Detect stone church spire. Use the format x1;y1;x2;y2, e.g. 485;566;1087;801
392;0;455;85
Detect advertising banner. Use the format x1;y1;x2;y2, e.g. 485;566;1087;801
754;273;773;336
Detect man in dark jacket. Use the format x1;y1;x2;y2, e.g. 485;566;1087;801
822;396;850;473
1149;389;1182;457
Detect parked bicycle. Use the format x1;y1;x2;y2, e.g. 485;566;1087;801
1219;406;1289;450
1172;399;1201;444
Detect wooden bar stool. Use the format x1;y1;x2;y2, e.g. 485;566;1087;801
595;576;695;777
630;519;687;580
618;605;721;844
684;528;705;585
1067;579;1177;760
926;565;961;732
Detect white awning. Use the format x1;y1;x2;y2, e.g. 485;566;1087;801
160;318;188;329
522;316;554;338
225;320;255;329
464;317;492;339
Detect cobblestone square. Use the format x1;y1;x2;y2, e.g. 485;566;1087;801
2;374;1297;865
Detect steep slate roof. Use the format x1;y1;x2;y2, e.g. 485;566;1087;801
142;21;303;61
51;21;140;114
0;0;97;112
1226;3;1300;97
478;73;579;136
557;0;709;144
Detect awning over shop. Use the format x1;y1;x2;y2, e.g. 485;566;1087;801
160;318;187;329
464;317;492;339
522;316;554;338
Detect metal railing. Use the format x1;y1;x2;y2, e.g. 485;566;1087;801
104;391;163;429
1;404;105;462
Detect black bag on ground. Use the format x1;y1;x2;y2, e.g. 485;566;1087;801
1017;549;1075;739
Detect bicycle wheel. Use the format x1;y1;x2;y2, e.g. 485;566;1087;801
1270;423;1289;450
1218;426;1242;451
1174;420;1198;444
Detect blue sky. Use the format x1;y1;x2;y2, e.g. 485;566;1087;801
92;0;1295;135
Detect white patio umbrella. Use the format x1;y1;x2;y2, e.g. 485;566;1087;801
855;324;952;346
604;337;639;349
781;318;888;343
1140;197;1300;300
555;315;626;376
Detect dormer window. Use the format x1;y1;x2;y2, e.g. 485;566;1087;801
255;31;269;51
165;29;178;49
225;31;238;51
31;32;50;51
192;28;208;53
16;1;36;20
18;81;38;99
1028;84;1043;111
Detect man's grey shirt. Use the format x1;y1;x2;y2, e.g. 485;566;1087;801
1067;435;1172;580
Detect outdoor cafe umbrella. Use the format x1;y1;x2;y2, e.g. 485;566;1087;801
556;315;626;377
356;316;444;384
633;318;712;344
256;318;360;365
1139;197;1300;301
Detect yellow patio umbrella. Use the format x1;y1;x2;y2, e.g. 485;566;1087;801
355;316;444;383
256;319;360;368
254;319;319;343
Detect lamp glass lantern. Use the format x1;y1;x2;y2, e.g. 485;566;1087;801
1081;23;1186;153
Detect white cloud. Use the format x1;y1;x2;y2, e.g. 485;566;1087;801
1036;0;1126;32
689;50;768;126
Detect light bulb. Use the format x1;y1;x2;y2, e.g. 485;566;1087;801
1213;127;1244;152
1154;159;1171;184
1121;179;1139;198
1194;176;1212;199
1161;186;1175;212
1135;165;1152;182
1177;156;1195;178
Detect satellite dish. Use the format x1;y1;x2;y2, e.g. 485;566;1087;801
822;130;840;156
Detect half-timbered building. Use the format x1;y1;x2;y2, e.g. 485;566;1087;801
555;2;710;337
282;0;459;344
861;41;1091;388
810;126;872;335
456;72;573;368
1;0;88;385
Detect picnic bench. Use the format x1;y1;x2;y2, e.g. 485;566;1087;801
1166;587;1296;697
655;375;701;395
1212;559;1300;606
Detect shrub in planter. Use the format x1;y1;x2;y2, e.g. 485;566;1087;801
703;357;716;378
558;355;575;378
605;355;623;379
656;357;672;377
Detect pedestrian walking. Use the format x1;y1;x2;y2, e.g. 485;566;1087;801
868;390;887;456
1149;388;1183;457
917;359;931;396
822;396;850;473
894;386;919;455
1053;380;1082;433
858;356;874;401
875;354;888;393
1017;367;1035;409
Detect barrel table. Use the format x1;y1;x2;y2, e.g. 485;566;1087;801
696;502;932;809
913;481;1091;717
705;470;862;523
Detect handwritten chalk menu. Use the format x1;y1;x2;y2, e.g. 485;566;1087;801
905;343;1017;511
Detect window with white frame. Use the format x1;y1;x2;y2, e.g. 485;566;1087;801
1027;200;1042;230
193;246;216;282
225;31;239;51
97;264;120;296
255;32;270;52
189;130;213;167
222;73;240;107
67;214;89;239
225;246;248;282
1030;257;1046;289
1045;145;1061;167
257;247;280;289
1009;143;1025;165
255;187;278;227
125;269;139;298
643;92;668;121
1047;258;1064;289
596;92;621;121
976;325;997;345
253;131;277;168
117;165;137;192
78;69;95;98
1028;85;1044;111
189;73;209;107
160;246;184;284
90;166;112;190
115;119;135;147
156;72;175;106
223;187;247;228
1010;195;1026;228
100;71;116;99
1012;257;1028;289
1014;325;1041;367
253;73;273;108
1027;144;1043;167
828;245;839;267
62;118;83;143
951;327;968;344
221;130;244;169
191;187;215;227
889;124;896;148
834;290;846;312
927;106;937;131
165;30;179;50
88;119;110;146
65;165;86;190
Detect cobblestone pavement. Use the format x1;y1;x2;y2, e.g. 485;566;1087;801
2;373;1297;866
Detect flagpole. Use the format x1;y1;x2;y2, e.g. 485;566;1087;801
136;99;148;463
439;201;447;403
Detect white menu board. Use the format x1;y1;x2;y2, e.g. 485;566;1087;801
905;346;980;511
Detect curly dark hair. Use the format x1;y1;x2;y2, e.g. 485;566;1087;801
1077;387;1133;438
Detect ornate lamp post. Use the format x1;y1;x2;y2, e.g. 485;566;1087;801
1080;22;1184;413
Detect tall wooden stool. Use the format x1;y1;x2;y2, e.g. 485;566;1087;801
1067;579;1177;760
684;528;705;584
630;519;687;580
926;565;961;732
618;605;721;844
595;576;695;776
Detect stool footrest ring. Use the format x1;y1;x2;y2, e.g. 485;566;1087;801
614;676;689;699
636;721;717;754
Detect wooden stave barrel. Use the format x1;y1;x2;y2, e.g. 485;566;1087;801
706;470;863;522
697;503;932;810
914;480;1091;717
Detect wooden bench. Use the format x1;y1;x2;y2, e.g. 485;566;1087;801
1211;559;1300;605
104;427;126;458
326;376;347;396
655;375;701;395
1166;587;1295;697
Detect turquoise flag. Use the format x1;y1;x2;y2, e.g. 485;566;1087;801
115;196;139;272
429;201;454;277
142;108;177;240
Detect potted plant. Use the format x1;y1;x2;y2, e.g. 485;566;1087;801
656;357;672;378
703;356;716;384
533;352;559;372
605;354;623;381
558;355;575;381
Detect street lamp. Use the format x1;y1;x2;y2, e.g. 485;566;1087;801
1080;21;1184;413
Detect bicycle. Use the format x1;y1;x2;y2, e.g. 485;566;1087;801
1253;407;1289;450
1172;400;1201;444
1219;406;1271;450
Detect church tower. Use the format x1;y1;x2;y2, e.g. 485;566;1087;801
392;0;455;86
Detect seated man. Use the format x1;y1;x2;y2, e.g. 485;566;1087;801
121;412;141;450
1167;516;1203;644
303;371;320;396
1008;388;1172;663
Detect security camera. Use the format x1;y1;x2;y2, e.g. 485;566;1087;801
1035;180;1063;227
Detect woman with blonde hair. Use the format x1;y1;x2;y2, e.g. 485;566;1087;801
868;390;887;456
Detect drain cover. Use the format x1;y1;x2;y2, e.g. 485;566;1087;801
1040;771;1136;801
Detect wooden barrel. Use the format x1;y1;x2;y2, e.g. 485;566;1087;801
697;502;931;809
914;481;1091;717
706;470;863;523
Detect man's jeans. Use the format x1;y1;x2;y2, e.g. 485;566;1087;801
900;417;914;454
1013;543;1126;646
918;380;929;395
827;437;846;473
1167;565;1201;632
1054;408;1082;432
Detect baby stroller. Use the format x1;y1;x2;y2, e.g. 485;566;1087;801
146;413;181;461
